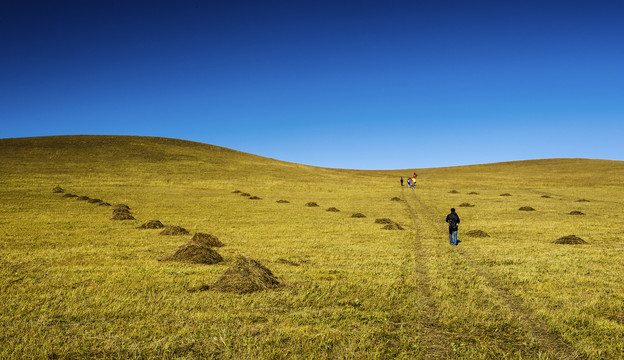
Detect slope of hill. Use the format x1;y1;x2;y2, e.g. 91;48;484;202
1;135;623;359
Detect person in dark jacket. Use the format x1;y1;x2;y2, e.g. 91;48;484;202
445;208;460;246
400;177;404;186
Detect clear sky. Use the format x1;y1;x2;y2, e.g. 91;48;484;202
2;0;623;169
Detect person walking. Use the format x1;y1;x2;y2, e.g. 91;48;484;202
400;177;404;186
445;208;460;246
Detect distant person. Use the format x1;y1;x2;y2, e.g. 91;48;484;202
445;208;460;246
407;179;411;188
400;177;404;186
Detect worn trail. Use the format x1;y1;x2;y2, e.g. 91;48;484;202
398;187;453;359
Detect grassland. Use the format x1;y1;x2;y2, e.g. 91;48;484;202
1;135;623;359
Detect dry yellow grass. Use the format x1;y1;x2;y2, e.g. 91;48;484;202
1;135;623;359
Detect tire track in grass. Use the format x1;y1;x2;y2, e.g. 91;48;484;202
398;188;453;359
405;190;586;359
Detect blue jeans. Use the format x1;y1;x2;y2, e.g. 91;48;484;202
449;231;458;245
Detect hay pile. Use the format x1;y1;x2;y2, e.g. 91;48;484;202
375;218;393;224
160;225;189;236
500;193;512;196
390;197;401;201
459;203;475;207
569;211;585;215
52;186;65;193
305;202;319;207
468;192;479;195
77;196;90;201
232;190;242;194
276;200;290;203
111;206;135;220
351;213;366;218
382;223;404;230
210;256;279;294
240;193;251;197
99;202;111;206
87;198;103;204
541;195;552;198
114;204;130;211
191;233;224;247
248;196;262;200
63;193;78;198
138;220;165;229
165;243;223;264
449;190;459;194
576;199;590;202
554;235;587;244
519;206;535;211
326;207;340;212
466;230;490;237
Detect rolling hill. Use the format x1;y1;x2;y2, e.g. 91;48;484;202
1;135;623;359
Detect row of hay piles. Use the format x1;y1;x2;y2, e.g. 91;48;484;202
53;186;113;207
53;187;280;293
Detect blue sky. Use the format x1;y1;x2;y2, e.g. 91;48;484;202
2;0;622;169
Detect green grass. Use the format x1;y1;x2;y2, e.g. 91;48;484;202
1;135;623;359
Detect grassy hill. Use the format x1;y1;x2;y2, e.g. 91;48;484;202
1;135;623;359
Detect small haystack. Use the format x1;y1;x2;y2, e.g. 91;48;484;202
63;193;78;198
569;211;585;216
210;256;280;294
138;220;165;229
165;243;223;264
375;218;394;224
111;211;135;220
305;202;319;207
113;204;130;211
240;193;251;197
382;223;404;230
500;193;512;196
99;202;111;206
466;230;490;237
232;190;242;194
468;192;479;195
554;235;587;244
449;190;459;194
459;203;475;207
160;225;189;236
76;196;90;201
576;199;590;202
276;200;290;203
87;198;103;204
541;195;552;198
52;186;65;193
191;233;224;247
248;196;262;200
390;197;401;201
326;207;340;212
351;213;366;218
519;206;535;211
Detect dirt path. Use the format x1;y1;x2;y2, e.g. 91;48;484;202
398;187;453;359
403;189;586;359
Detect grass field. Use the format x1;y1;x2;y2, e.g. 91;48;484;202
1;135;623;359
